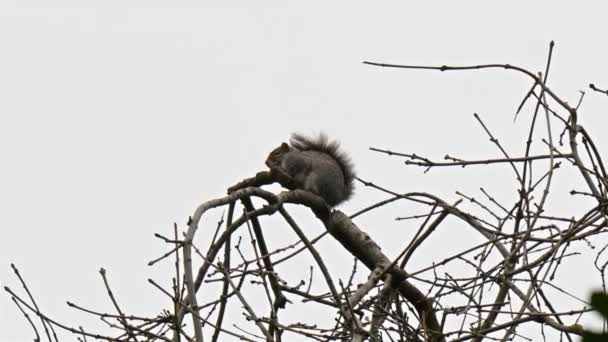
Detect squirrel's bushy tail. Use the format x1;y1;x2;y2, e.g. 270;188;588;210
290;132;356;201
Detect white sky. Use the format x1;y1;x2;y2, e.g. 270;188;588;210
2;2;608;341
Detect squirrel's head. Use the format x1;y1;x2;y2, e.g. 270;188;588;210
265;142;291;169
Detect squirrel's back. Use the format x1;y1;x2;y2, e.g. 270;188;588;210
289;133;356;204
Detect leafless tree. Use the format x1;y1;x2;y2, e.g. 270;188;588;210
6;42;608;341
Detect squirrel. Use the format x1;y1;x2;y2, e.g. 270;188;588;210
265;133;356;206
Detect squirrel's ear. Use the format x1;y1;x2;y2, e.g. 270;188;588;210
281;142;289;148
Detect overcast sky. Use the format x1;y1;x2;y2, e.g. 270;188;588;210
2;2;608;341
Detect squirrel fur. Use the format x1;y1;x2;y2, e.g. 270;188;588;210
265;133;355;206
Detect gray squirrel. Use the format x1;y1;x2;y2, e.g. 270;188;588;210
265;133;356;206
